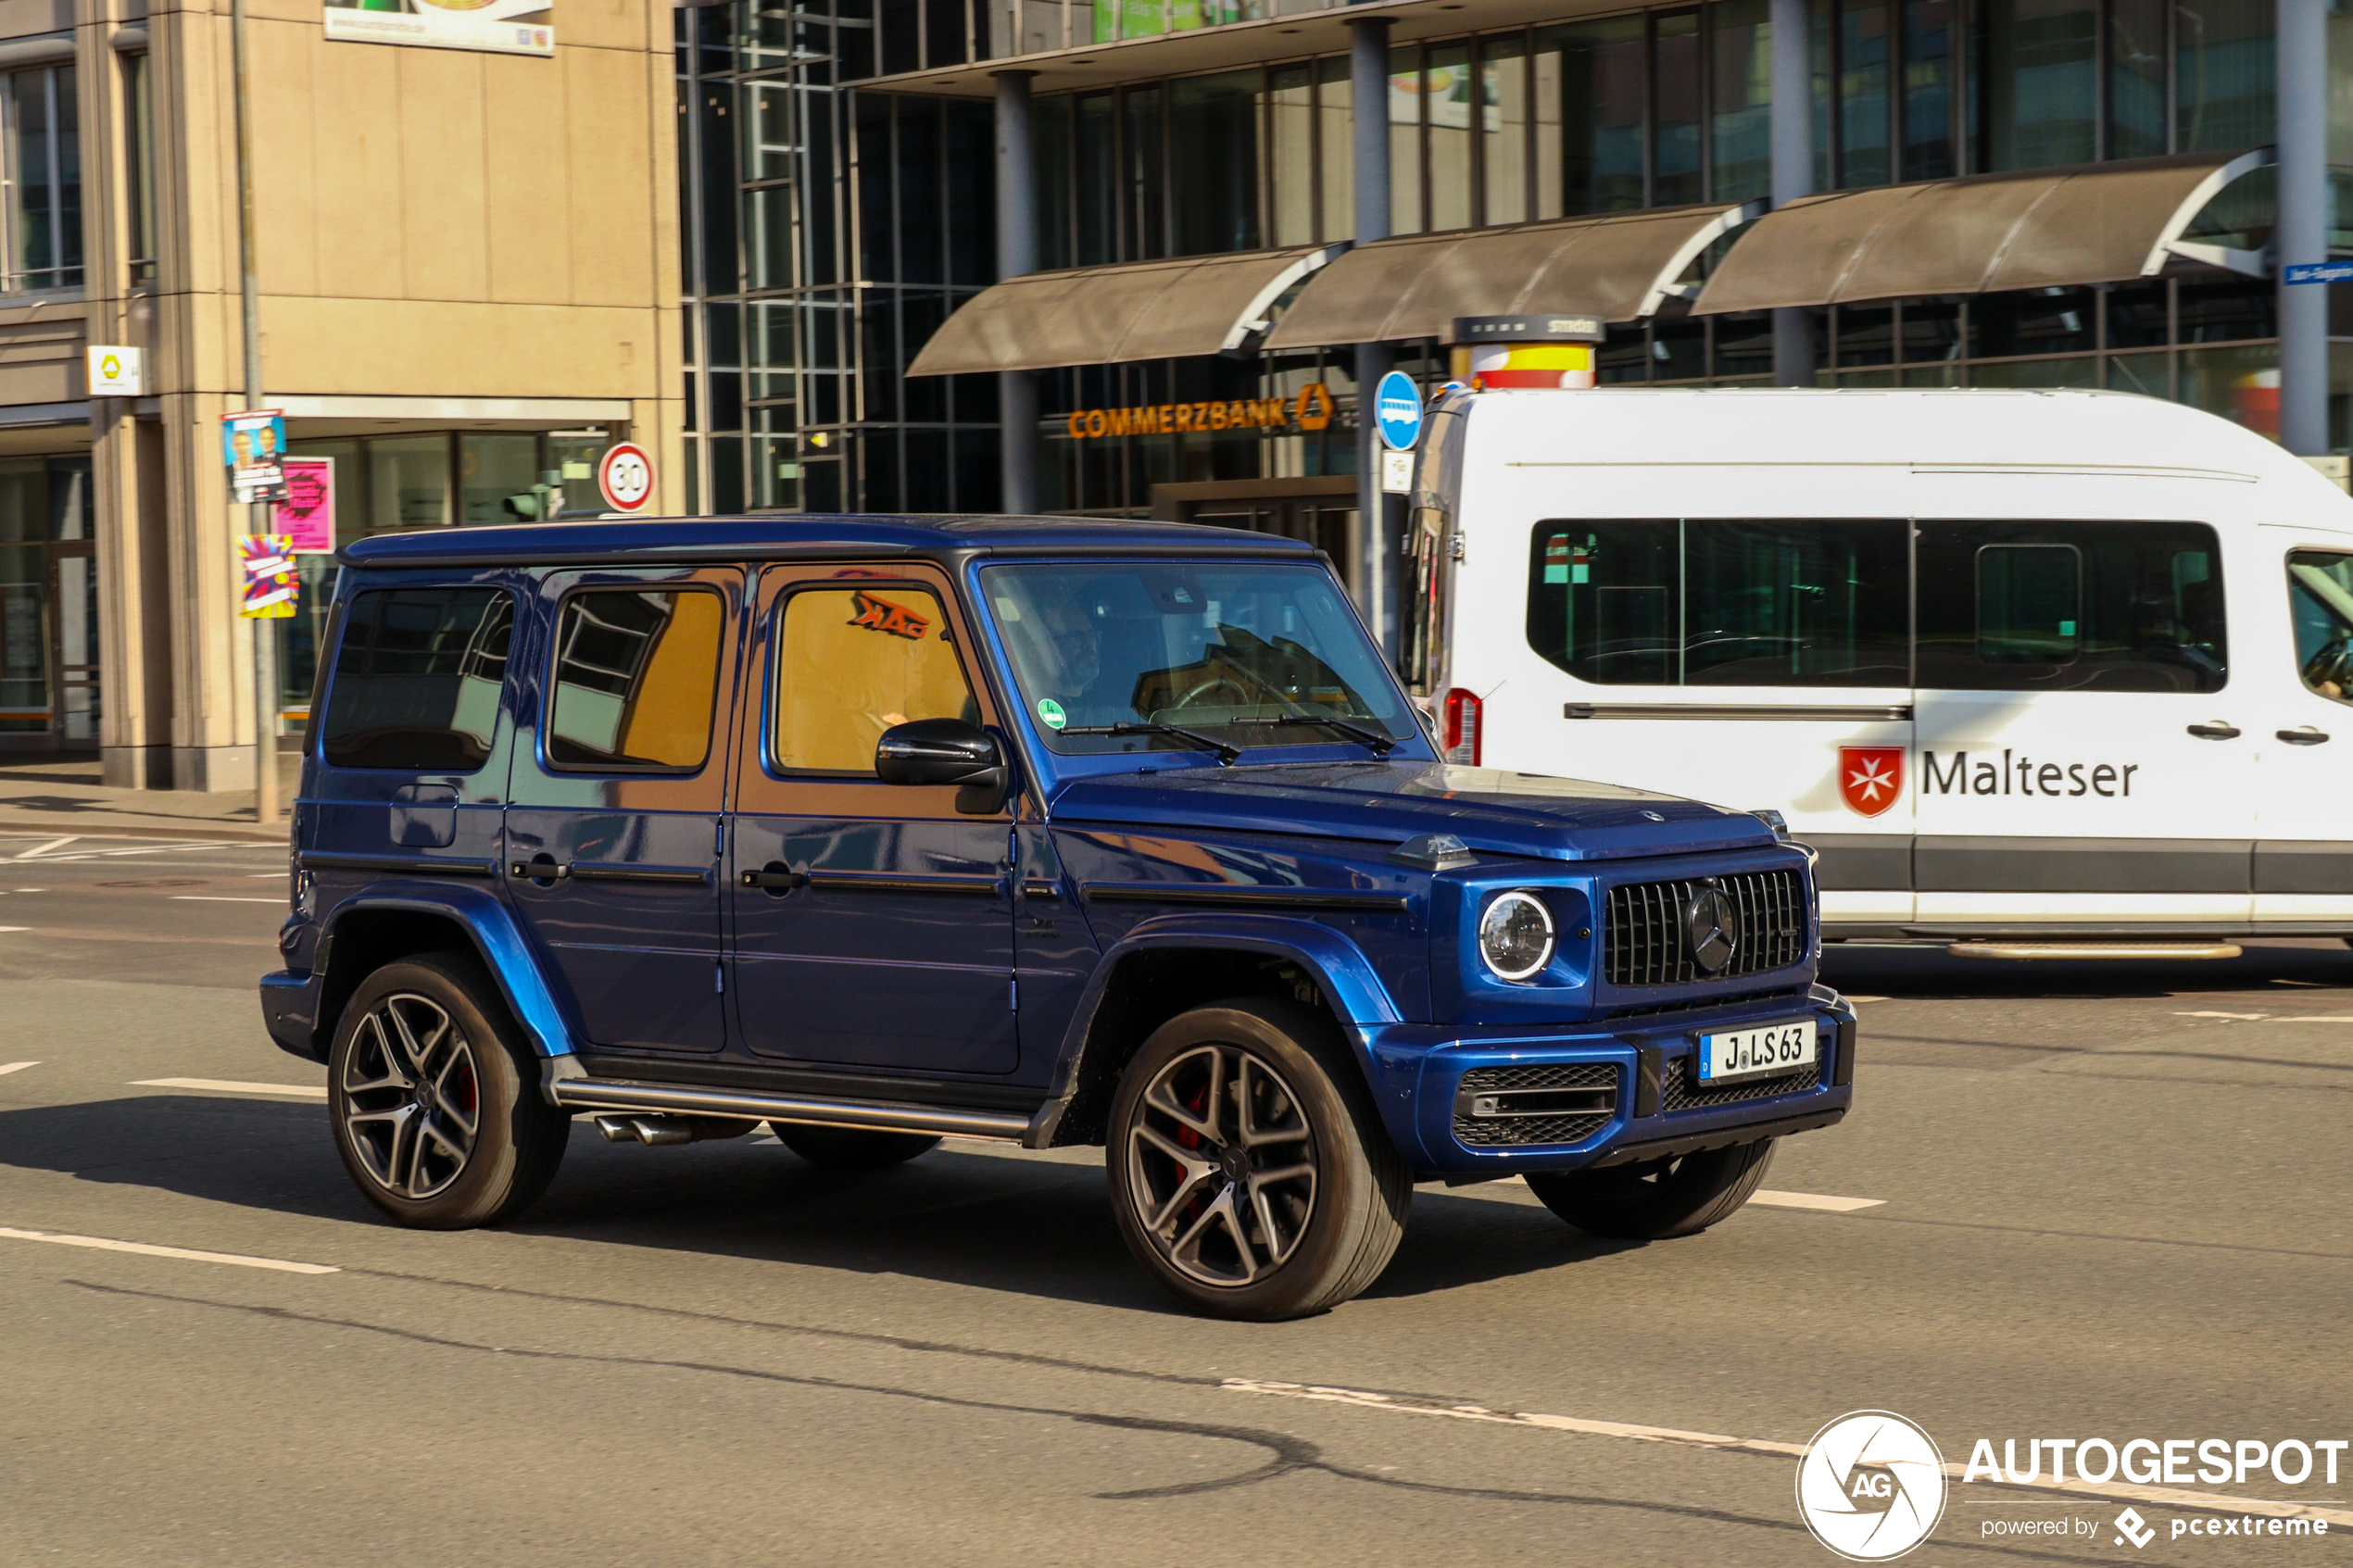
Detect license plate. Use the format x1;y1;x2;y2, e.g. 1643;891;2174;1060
1696;1019;1817;1085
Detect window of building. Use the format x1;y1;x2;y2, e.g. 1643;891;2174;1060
320;588;514;771
1970;0;2096;170
2288;552;2353;705
3;62;79;293
770;584;975;773
1525;519;1910;686
1426;43;1473;232
1541;17;1646;215
1171;70;1260;255
1390;45;1422;234
1269;64;1315;246
1916;521;2225;691
547;589;724;770
1710;0;1772;201
1482;34;1531;225
121;52;154;282
2174;0;2272;152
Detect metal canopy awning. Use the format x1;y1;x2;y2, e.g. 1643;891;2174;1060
905;245;1343;376
1262;203;1758;349
1693;150;2273;315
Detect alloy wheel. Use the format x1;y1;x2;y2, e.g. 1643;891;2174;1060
340;993;481;1200
1124;1042;1318;1287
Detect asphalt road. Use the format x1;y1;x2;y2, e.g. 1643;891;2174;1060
3;829;2349;1566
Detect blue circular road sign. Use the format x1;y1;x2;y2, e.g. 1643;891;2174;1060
1374;370;1424;451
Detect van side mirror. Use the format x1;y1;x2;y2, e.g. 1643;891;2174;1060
876;719;1009;815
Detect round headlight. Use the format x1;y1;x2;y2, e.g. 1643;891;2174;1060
1478;890;1555;982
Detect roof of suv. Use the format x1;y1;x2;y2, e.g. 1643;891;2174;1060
339;513;1322;568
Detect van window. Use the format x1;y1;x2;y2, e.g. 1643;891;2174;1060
320;587;513;771
1917;521;2224;692
1525;520;1909;685
770;584;975;773
2288;550;2353;704
546;588;724;770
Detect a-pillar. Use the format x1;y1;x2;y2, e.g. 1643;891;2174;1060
1768;0;1813;387
1350;14;1398;659
2276;0;2328;456
994;70;1039;514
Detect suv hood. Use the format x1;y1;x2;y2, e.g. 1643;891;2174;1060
1045;761;1776;862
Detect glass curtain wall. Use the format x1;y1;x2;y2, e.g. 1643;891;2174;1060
3;64;79;293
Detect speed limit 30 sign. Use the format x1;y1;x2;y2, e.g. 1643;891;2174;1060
598;443;655;512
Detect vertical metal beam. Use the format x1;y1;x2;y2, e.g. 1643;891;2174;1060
2276;0;2328;457
1350;15;1397;659
1769;0;1814;387
232;0;278;823
994;71;1039;513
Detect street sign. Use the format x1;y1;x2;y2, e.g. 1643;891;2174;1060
598;442;654;512
1374;370;1424;452
238;534;297;619
2284;261;2353;285
86;345;144;396
279;458;335;553
1379;448;1414;495
221;409;287;503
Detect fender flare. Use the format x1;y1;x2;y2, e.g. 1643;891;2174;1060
1031;912;1416;1149
316;884;577;1060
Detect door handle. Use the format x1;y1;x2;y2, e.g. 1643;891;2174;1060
2185;721;2242;740
740;861;808;894
2277;726;2332;746
510;853;568;884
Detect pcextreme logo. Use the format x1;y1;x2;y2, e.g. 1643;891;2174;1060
1797;1411;1950;1561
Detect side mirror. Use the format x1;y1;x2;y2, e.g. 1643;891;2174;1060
875;718;1009;815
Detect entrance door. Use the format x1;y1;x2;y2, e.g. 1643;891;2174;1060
504;567;743;1055
48;543;96;747
726;563;1019;1076
1911;520;2253;928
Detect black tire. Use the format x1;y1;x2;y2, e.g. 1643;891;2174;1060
1523;1139;1776;1240
327;952;569;1229
1106;998;1411;1321
771;1123;941;1170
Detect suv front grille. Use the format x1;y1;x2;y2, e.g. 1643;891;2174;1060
1604;870;1806;988
1453;1062;1619;1148
1660;1054;1822;1111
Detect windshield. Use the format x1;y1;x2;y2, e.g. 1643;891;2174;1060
983;561;1417;756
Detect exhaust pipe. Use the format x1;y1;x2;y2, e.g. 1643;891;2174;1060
593;1114;758;1146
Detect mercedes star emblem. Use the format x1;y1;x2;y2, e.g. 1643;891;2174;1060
1684;880;1741;973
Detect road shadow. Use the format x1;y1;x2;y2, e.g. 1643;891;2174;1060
1821;935;2353;1001
0;1093;1633;1312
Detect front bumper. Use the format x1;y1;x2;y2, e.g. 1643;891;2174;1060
1360;985;1856;1173
258;970;326;1063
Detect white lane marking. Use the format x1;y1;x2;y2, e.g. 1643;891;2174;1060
0;925;27;933
130;1077;326;1100
1749;1189;1884;1212
1223;1381;2353;1527
10;836;77;860
0;1060;37;1075
170;896;283;904
1841;994;1889;1003
245;872;284;878
14;886;44;892
2266;1015;2353;1023
2176;1010;2267;1020
0;1225;336;1275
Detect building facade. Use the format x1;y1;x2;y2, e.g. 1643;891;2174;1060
0;0;683;787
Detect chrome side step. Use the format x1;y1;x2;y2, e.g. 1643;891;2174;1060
550;1077;1033;1143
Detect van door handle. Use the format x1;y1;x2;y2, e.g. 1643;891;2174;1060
740;861;807;894
2185;721;2242;740
2277;726;2332;746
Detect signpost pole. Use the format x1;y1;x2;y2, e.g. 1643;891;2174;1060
232;0;277;827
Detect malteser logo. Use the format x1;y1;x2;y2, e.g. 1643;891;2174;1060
1797;1411;1949;1562
1838;746;1905;817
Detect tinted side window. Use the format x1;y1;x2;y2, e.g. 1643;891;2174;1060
321;587;513;771
770;585;976;773
2287;550;2353;704
1916;521;2225;692
1526;520;1909;686
546;589;724;770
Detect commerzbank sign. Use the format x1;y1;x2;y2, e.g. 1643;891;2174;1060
1062;383;1334;440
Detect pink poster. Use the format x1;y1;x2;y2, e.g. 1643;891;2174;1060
279;458;335;553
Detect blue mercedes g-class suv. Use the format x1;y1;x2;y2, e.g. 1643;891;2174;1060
258;515;1854;1319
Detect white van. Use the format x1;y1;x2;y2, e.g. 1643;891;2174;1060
1405;387;2353;941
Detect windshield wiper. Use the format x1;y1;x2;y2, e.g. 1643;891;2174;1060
1233;714;1398;756
1061;721;1241;765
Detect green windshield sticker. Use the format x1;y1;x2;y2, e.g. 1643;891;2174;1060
1037;697;1067;731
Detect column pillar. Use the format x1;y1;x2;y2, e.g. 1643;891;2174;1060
1768;0;1814;387
993;70;1038;514
1350;15;1398;659
2277;0;2329;455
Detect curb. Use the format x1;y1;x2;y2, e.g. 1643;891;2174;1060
0;819;290;847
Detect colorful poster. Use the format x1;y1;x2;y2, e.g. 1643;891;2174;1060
221;409;286;504
1093;0;1242;42
324;0;553;57
279;459;336;554
239;535;298;620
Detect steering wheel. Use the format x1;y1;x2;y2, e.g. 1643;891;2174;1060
1165;674;1254;712
2302;636;2353;698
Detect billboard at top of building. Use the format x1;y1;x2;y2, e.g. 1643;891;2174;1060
324;0;553;58
1092;0;1245;43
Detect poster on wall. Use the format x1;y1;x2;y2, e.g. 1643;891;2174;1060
324;0;554;58
238;536;298;620
221;409;286;504
279;460;336;554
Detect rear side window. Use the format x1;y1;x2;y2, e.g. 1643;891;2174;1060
2288;550;2353;705
770;585;976;773
546;588;724;770
321;587;513;771
1526;520;1910;685
1916;521;2224;692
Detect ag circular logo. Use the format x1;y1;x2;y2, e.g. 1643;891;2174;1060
1795;1411;1948;1562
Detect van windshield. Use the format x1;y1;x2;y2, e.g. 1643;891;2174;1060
982;561;1417;757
